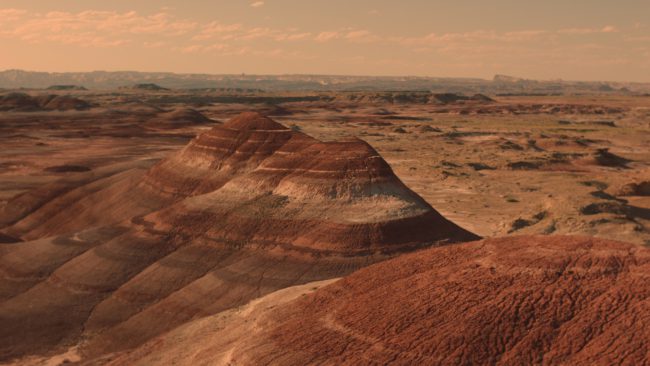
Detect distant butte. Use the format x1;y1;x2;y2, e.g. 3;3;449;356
0;112;477;361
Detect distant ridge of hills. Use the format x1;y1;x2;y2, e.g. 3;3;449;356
1;69;649;94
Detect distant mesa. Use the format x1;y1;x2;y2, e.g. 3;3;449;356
254;103;294;116
188;87;264;93
333;91;495;105
148;108;216;129
430;93;467;104
493;74;527;83
597;83;615;92
0;92;90;111
114;235;650;365
432;92;495;104
0;112;477;362
46;85;88;91
119;83;170;91
0;70;648;94
470;93;495;102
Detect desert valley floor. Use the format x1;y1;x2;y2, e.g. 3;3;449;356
2;92;649;244
1;89;650;364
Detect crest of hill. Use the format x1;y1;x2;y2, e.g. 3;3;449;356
41;95;91;111
493;74;527;83
142;108;216;129
163;108;211;122
109;235;650;366
332;91;494;104
0;92;90;111
46;85;87;91
223;111;289;130
119;83;169;91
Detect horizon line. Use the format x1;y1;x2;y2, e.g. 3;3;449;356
2;68;648;85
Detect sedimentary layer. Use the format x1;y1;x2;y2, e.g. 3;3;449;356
0;112;477;362
109;235;650;366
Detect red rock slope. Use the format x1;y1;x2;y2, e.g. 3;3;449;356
110;235;650;366
0;112;477;362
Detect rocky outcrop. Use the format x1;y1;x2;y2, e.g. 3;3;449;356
146;108;215;129
616;180;650;196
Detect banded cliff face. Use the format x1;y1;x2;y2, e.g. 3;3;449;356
0;112;477;362
142;112;298;196
143;112;476;254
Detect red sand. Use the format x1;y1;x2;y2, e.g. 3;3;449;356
110;235;650;365
250;235;650;365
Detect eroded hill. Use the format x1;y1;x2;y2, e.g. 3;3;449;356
0;112;477;362
108;235;650;366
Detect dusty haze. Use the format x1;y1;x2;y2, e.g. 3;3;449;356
1;0;649;81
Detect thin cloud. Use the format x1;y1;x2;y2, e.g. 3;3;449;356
315;31;341;42
144;41;166;48
0;6;643;79
558;26;619;35
0;8;26;21
276;32;312;41
344;30;379;43
0;8;197;47
193;21;243;41
601;25;618;33
250;1;265;8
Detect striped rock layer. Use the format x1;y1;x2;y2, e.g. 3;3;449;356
110;236;650;366
0;112;477;362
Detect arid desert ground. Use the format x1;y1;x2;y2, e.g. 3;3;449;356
2;90;649;243
1;87;650;364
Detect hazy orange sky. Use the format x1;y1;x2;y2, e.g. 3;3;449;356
1;1;649;81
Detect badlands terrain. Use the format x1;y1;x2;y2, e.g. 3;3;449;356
0;86;649;364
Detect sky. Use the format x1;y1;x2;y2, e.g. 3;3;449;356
1;0;649;81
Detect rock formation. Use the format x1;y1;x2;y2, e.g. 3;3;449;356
616;180;650;196
0;112;477;362
0;92;90;111
146;108;214;129
119;83;169;91
331;92;495;105
109;235;650;366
